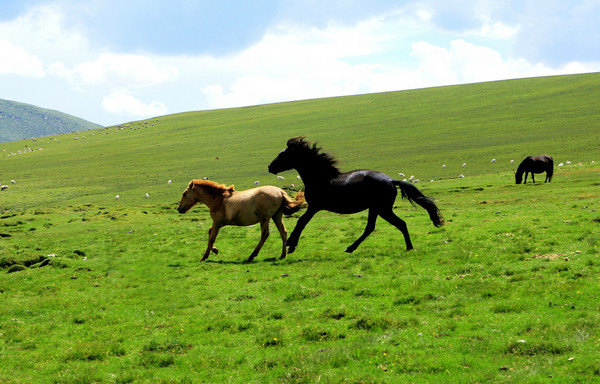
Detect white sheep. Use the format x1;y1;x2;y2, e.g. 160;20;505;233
558;163;564;167
168;180;172;184
442;165;446;169
462;163;466;168
458;174;465;178
491;159;496;163
510;159;514;164
11;180;16;184
254;181;259;185
115;195;120;199
277;176;285;181
398;173;405;177
296;175;301;180
145;193;150;198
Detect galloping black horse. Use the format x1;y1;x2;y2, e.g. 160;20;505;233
268;137;443;253
515;155;554;184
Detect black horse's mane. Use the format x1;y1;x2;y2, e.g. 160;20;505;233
287;137;341;177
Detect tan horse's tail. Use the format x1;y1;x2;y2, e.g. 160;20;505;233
281;191;305;215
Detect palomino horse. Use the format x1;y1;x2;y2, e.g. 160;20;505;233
515;155;554;184
268;137;443;254
177;180;304;261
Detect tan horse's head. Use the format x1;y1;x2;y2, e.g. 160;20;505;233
177;180;234;214
177;181;199;213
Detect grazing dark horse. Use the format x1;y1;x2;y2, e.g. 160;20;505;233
268;137;444;253
515;155;554;184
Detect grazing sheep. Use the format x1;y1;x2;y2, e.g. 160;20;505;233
1;185;8;191
168;180;172;184
510;159;514;164
11;180;16;184
565;160;571;165
145;193;150;198
115;195;120;199
442;165;446;169
458;174;465;178
558;163;564;167
277;176;285;181
254;181;260;185
296;175;301;180
491;159;496;163
462;163;466;168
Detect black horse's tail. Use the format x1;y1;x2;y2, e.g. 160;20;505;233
393;180;444;227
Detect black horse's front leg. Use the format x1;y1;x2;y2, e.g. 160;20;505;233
345;208;377;253
286;206;318;253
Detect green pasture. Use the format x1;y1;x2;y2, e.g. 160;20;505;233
1;73;600;383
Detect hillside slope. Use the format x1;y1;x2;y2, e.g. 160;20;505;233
0;99;102;142
1;73;599;210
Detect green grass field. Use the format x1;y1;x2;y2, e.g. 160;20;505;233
1;73;599;383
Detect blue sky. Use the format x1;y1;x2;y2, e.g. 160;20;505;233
1;0;599;126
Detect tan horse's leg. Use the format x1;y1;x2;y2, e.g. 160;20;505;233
206;228;219;254
202;225;220;261
248;219;269;261
272;210;288;259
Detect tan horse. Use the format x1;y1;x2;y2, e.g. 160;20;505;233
177;179;304;262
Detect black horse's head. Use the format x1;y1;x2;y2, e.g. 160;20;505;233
268;137;306;174
515;172;523;184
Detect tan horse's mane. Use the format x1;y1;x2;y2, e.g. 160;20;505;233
191;179;234;199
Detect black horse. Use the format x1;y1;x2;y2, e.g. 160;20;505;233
515;155;554;184
268;137;443;253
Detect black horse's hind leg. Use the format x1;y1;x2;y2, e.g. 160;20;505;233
378;208;413;251
531;173;536;183
345;208;377;253
286;206;318;253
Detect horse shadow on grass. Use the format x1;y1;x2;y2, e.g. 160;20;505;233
203;256;323;266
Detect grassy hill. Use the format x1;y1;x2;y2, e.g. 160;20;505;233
0;98;102;143
1;73;599;383
1;73;599;210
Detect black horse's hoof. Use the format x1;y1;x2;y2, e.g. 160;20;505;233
287;246;296;254
345;246;355;253
211;248;219;255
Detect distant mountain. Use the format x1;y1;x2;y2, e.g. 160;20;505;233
0;99;102;142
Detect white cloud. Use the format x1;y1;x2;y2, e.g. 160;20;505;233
0;40;45;78
0;6;89;64
102;91;168;117
49;53;178;87
408;39;600;86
